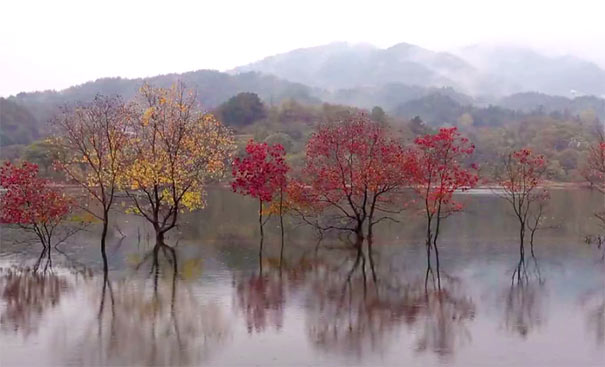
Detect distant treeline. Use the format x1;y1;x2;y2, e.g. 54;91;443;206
1;70;603;182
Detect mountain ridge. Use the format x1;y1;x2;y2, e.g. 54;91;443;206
233;42;605;98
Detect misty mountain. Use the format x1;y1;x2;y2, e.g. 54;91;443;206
4;44;605;149
455;45;605;97
233;42;605;98
318;83;474;111
232;42;477;92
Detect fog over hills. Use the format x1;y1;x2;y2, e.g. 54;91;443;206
454;44;605;97
2;41;605;149
232;42;476;93
233;42;605;98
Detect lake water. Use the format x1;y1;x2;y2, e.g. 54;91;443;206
0;189;604;366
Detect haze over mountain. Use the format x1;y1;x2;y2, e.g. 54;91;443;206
232;42;477;92
233;42;605;98
455;44;605;97
3;40;605;151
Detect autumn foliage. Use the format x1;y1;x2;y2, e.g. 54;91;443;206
496;148;549;282
0;162;72;248
286;114;418;281
291;115;412;238
412;127;478;216
232;140;288;202
583;140;605;194
411;127;478;287
232;140;289;266
53;95;129;213
122;83;235;244
53;95;130;271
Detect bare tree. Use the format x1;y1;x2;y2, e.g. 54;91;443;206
53;95;130;273
495;149;549;283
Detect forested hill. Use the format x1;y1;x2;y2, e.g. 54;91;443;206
2;42;605;183
233;42;605;98
4;69;605;150
4;70;320;132
0;98;40;146
233;42;475;92
393;92;605;126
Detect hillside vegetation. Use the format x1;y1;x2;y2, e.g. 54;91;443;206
1;42;604;183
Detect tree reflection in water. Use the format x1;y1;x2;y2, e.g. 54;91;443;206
413;284;476;358
579;286;605;345
235;271;285;333
0;266;75;337
235;254;476;360
307;276;475;359
83;248;230;366
502;282;547;338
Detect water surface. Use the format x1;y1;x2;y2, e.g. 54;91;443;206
0;189;604;366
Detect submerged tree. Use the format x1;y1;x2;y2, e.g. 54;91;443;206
232;140;289;270
412;127;478;289
582;133;605;226
289;114;413;283
496;148;549;283
121;83;234;269
582;132;605;193
0;162;73;270
53;95;130;273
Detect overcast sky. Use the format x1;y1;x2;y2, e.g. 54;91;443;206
1;0;604;97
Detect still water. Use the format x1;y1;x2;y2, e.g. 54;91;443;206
0;189;604;366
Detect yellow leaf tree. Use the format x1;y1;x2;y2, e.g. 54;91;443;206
53;95;130;274
121;83;235;261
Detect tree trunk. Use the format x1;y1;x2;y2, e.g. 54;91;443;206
516;223;526;283
367;223;377;284
258;199;264;275
279;188;285;271
156;230;165;246
433;209;442;290
529;225;537;259
424;215;433;291
101;212;110;275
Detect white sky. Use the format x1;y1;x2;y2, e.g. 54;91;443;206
1;0;604;97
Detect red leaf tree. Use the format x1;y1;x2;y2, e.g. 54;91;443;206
412;127;478;289
232;140;289;269
496;148;549;283
0;162;73;269
289;114;414;282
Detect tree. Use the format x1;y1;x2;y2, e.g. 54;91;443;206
289;114;413;283
264;132;294;152
22;139;64;177
122;83;234;270
370;106;386;123
232;140;289;271
409;115;430;136
412;127;478;289
496;148;549;283
53;95;129;274
583;134;605;193
0;162;72;270
582;132;605;226
215;92;266;127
